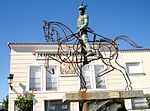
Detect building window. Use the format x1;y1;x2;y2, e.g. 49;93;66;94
70;102;79;111
45;101;70;111
131;98;148;109
82;65;91;89
81;64;106;89
46;65;58;91
29;66;42;91
126;62;144;75
93;65;106;89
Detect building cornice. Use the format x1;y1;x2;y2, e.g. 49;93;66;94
120;48;150;52
8;42;150;52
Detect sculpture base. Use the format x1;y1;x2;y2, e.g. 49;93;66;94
63;90;144;102
63;90;144;111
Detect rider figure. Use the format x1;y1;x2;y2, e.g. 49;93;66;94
77;5;94;57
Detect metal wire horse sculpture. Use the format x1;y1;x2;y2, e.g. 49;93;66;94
43;21;142;91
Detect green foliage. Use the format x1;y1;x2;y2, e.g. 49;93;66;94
145;94;150;108
2;95;8;111
16;92;34;111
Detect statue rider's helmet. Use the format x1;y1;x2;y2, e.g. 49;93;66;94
78;5;85;10
78;3;87;11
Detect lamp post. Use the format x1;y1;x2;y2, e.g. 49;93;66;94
8;74;14;90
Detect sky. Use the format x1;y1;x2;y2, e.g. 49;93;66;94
0;0;150;101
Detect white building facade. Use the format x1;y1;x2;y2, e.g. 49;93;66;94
8;43;150;111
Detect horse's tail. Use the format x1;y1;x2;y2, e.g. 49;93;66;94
114;35;143;48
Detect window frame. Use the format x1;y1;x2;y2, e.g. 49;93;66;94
92;64;107;89
28;65;43;91
91;64;107;89
81;64;92;89
131;98;148;109
45;64;59;91
81;63;107;90
45;100;70;111
126;61;144;76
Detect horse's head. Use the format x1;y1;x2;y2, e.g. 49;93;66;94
43;21;75;44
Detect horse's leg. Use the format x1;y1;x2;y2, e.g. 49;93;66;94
96;66;114;86
96;56;115;87
91;45;114;86
96;45;114;77
71;48;87;92
105;46;132;90
114;52;132;90
74;65;87;91
102;44;132;90
109;44;132;90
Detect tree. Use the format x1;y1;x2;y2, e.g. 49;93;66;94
145;94;150;108
2;95;8;111
16;91;34;111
